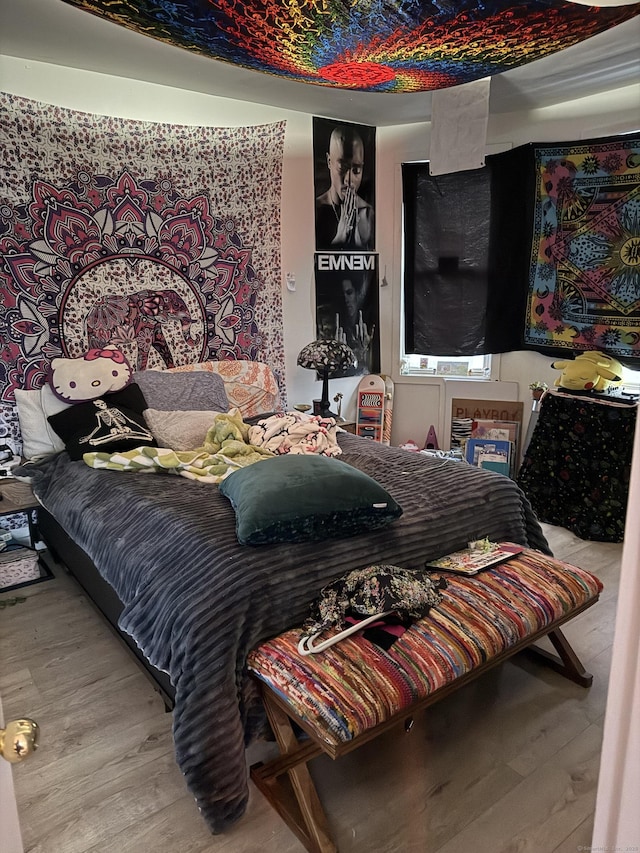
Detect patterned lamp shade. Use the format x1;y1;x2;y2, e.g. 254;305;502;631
297;339;356;374
297;339;356;418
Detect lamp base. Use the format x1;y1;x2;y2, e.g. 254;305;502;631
314;399;337;419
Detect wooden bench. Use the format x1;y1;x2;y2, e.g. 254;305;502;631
246;548;602;853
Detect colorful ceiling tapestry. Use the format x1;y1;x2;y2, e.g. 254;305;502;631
60;0;640;93
525;136;640;360
0;93;287;420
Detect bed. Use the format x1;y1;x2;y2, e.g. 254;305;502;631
15;359;550;835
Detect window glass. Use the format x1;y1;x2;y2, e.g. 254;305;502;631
621;365;640;391
400;353;491;377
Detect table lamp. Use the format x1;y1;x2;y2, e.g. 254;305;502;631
297;339;356;418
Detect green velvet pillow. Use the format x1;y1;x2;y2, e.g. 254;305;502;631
219;454;403;545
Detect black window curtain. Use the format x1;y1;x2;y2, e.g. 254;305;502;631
402;147;534;357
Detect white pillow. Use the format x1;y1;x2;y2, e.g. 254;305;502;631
143;409;222;451
15;387;71;460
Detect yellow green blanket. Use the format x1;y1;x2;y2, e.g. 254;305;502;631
83;410;274;483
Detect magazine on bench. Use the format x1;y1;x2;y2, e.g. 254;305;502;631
425;542;524;575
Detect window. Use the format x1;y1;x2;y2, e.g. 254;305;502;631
621;365;640;393
400;161;496;379
400;352;491;378
402;163;494;360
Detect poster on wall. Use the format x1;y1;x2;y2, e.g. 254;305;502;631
313;117;376;252
314;253;380;377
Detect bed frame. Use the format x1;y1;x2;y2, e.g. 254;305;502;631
25;430;567;835
38;506;175;710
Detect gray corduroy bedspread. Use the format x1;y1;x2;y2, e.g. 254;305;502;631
29;433;550;833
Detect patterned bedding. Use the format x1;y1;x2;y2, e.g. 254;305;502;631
28;434;550;834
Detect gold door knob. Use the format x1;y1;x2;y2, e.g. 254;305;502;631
0;719;39;763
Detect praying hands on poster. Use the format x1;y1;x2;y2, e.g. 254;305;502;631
335;309;374;371
331;185;373;249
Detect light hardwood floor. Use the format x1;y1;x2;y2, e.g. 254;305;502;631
0;525;622;853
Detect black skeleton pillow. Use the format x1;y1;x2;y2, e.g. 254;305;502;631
47;384;156;461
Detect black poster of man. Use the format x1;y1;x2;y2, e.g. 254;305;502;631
314;254;380;377
313;117;375;252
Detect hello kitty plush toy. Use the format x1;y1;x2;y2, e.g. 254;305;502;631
49;346;133;403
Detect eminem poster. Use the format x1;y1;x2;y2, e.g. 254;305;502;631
315;252;380;377
313;117;376;252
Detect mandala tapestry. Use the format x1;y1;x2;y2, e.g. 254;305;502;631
524;136;640;361
59;0;640;93
0;93;287;453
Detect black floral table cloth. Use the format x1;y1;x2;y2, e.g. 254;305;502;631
517;390;637;542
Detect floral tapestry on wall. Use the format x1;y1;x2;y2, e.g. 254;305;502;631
403;136;640;364
0;92;287;452
524;135;640;360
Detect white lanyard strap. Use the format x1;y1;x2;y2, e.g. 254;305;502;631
297;610;394;655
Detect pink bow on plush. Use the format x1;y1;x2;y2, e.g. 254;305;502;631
85;347;126;363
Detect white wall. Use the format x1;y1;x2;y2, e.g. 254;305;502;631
592;415;640;849
1;55;638;439
0;695;24;853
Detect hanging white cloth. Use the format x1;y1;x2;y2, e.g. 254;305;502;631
429;77;491;176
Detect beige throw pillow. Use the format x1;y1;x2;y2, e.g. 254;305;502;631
143;409;221;451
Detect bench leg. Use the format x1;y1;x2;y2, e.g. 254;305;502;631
250;624;594;849
524;628;593;687
250;690;338;853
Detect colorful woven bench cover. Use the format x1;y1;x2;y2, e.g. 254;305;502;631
247;548;602;747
